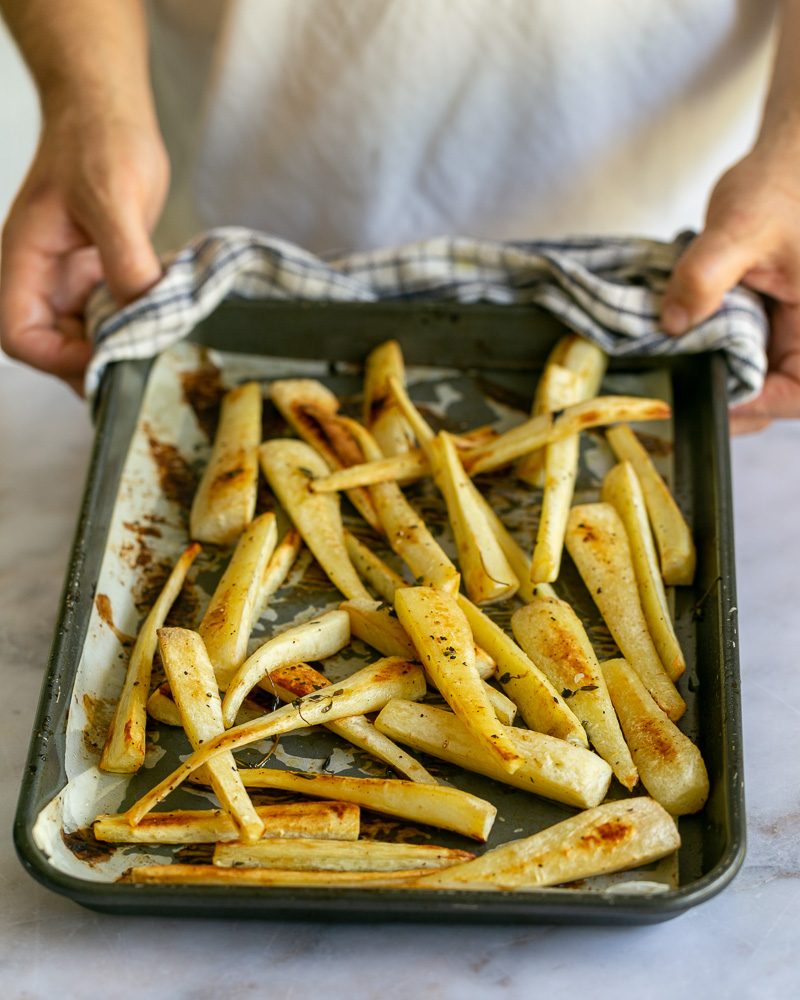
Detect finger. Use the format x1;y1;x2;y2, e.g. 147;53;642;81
50;246;104;316
729;411;772;436
0;241;93;380
661;228;759;335
88;201;162;304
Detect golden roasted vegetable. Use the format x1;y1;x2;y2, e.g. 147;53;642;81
126;657;427;823
94;801;360;844
269;378;381;530
213;838;473;872
606;424;696;585
565;503;685;722
407;797;680;890
375;699;612;809
363;339;415;457
601;658;709;815
457;595;587;746
256;528;302;618
234;768;497;841
465;396;671;475
344;529;407;601
268;661;437;784
198;512;278;688
158;627;264;843
511;594;638;790
395;587;524;773
190;381;261;544
100;542;200;774
259;439;371;600
221;609;351;727
129;865;433;887
602;461;685;680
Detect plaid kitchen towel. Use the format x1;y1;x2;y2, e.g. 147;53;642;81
84;226;768;402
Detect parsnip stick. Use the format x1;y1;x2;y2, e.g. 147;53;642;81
157;628;263;843
602;462;685;680
341;599;495;680
606;424;696;585
341;417;460;594
518;334;607;484
530;369;581;583
126;657;427;824
268;662;437;785
363;339;416;457
387;376;518;603
146;682;183;727
259;439;371;601
269;378;381;530
100;543;200;773
517;362;579;487
432;432;519;603
221;610;351;727
310;450;429;493
213;838;474;872
308;395;670;492
375;699;612;809
407;798;680;891
473;492;536;603
129;865;433;887
465;396;671;475
511;595;638;790
395;587;524;772
565;503;685;721
457;595;587;746
256;528;302;618
95;801;360;844
341;599;419;660
344;530;408;601
190;381;261;544
198;512;278;688
232;768;498;841
601;658;709;815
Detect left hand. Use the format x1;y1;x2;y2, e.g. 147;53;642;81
660;145;800;434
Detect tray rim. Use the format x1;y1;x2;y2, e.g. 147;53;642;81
14;302;745;924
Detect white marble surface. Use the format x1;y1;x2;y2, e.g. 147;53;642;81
2;363;799;1000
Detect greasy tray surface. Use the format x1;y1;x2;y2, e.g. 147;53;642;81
15;302;744;924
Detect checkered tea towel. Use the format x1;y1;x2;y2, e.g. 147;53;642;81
85;227;768;402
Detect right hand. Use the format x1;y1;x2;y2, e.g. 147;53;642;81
0;113;169;394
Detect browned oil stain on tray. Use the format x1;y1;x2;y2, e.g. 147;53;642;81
82;693;117;757
62;826;116;866
94;594;136;645
180;355;226;440
144;424;197;513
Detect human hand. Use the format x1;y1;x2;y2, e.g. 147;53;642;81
0;113;169;394
660;147;800;434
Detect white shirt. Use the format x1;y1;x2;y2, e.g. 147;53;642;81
148;0;778;254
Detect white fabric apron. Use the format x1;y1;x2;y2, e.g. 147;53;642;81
148;0;778;254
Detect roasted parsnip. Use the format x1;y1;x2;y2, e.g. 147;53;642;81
606;424;696;585
259;439;371;601
601;658;709;815
158;627;264;843
602;461;685;680
100;542;200;773
198;512;278;688
190;381;261;544
511;594;638;790
565;503;685;721
363;339;416;457
213;838;474;872
395;587;524;773
375;699;612;809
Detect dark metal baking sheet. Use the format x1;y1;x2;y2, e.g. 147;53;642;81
14;301;744;924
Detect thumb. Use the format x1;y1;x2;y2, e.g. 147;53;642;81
661;228;756;336
90;203;163;305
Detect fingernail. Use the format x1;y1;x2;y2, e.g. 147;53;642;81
661;303;690;336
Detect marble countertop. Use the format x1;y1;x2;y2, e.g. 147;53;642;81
2;363;798;1000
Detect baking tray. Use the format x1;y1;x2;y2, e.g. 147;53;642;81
14;300;745;924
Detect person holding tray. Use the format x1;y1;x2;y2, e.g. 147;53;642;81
0;0;796;431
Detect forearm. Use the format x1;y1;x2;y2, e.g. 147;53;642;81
0;0;156;128
756;0;800;149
